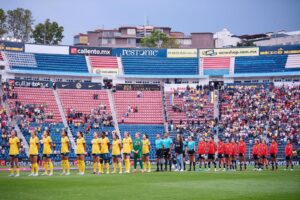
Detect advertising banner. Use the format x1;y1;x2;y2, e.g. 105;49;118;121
199;47;259;57
25;44;69;54
92;68;119;76
56;81;102;90
260;45;300;55
11;79;51;88
113;48;167;57
167;49;197;58
69;46;112;56
0;40;24;52
116;84;161;91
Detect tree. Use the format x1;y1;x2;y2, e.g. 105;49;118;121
6;8;33;42
141;30;179;48
0;9;6;37
32;19;64;45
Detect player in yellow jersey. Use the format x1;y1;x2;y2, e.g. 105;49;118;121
112;133;122;174
61;130;70;176
8;130;20;177
99;132;110;174
28;130;39;176
142;134;151;172
76;131;86;175
91;132;101;175
122;132;132;173
42;130;54;176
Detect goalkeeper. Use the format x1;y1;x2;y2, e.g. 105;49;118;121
132;132;144;173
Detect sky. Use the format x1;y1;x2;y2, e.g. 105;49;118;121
1;0;300;45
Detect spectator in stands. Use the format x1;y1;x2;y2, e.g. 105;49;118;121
137;91;142;98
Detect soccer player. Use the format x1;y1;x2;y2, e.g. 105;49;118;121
142;134;151;172
132;132;144;173
122;132;132;173
76;131;86;175
99;132;111;174
217;138;225;171
261;140;269;170
230;138;238;171
224;139;232;171
187;136;196;171
91;132;101;174
207;137;217;171
197;137;207;171
8;130;20;177
112;133;122;174
29;130;39;176
163;133;173;171
42;130;54;176
257;139;264;171
61;130;71;176
269;138;278;171
238;138;247;171
155;134;163;172
284;139;294;171
252;140;259;171
174;134;183;172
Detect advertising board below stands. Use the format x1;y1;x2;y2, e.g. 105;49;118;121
164;83;198;92
199;47;259;57
69;46;112;56
259;45;300;55
11;79;51;88
56;81;102;90
116;84;161;91
113;48;167;57
0;40;24;52
167;49;198;58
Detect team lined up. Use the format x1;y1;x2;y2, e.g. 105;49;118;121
8;130;295;177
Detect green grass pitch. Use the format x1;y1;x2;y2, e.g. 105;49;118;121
0;167;299;200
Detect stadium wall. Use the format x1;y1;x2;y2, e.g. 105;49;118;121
25;44;69;55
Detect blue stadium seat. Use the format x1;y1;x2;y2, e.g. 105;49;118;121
122;57;199;75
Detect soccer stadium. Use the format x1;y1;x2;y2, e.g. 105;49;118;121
0;1;300;200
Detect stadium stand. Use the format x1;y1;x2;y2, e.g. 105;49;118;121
234;55;290;73
113;90;164;124
57;89;112;124
122;57;199;75
5;52;37;68
89;56;118;68
165;86;214;125
7;52;88;73
7;87;62;123
202;57;230;76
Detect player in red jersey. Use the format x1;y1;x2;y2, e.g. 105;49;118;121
197;137;207;170
269;138;278;170
238;138;247;171
207;137;217;171
230;139;238;171
284;139;294;171
217;138;225;171
252;140;259;170
261;140;269;170
257;139;264;171
224;139;232;171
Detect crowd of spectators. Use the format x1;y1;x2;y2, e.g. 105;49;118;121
219;84;300;144
168;85;216;137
